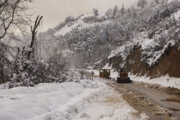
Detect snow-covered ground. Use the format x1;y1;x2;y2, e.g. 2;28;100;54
74;85;148;120
0;79;148;120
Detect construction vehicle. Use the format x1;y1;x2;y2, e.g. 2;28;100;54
117;67;132;83
99;69;110;79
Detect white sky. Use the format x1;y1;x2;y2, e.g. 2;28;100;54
32;0;139;31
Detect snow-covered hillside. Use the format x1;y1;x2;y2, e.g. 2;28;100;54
37;0;180;77
109;6;180;66
54;13;110;36
109;31;177;66
37;12;113;67
108;7;180;68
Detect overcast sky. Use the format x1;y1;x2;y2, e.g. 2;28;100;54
32;0;139;31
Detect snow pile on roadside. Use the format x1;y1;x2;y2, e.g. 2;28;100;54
32;79;149;120
130;74;180;89
0;78;149;120
74;87;149;120
0;80;103;120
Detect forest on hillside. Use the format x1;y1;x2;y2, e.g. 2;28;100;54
38;0;180;68
1;0;180;88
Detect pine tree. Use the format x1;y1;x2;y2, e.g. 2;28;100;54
93;9;99;16
112;6;118;18
121;4;125;16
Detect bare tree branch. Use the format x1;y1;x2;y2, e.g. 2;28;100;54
0;0;30;40
27;15;43;60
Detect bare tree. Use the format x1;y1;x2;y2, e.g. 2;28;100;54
0;0;31;84
28;15;43;60
0;0;30;40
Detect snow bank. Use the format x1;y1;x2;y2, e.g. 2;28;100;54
31;79;148;120
130;74;180;89
0;78;149;120
74;85;149;120
0;80;104;120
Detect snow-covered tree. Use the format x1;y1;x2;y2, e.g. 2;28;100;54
47;53;68;78
154;0;160;4
0;0;31;85
105;8;113;18
112;6;118;18
93;9;99;16
130;6;137;17
137;0;147;8
10;47;35;88
121;4;125;16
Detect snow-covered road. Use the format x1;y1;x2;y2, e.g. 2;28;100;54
0;79;148;120
107;80;180;120
74;88;148;120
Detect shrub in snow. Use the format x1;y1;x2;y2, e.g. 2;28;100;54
9;47;70;88
10;48;35;88
47;53;68;78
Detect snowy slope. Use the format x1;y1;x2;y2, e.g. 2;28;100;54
109;31;177;66
109;7;180;66
54;13;109;36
